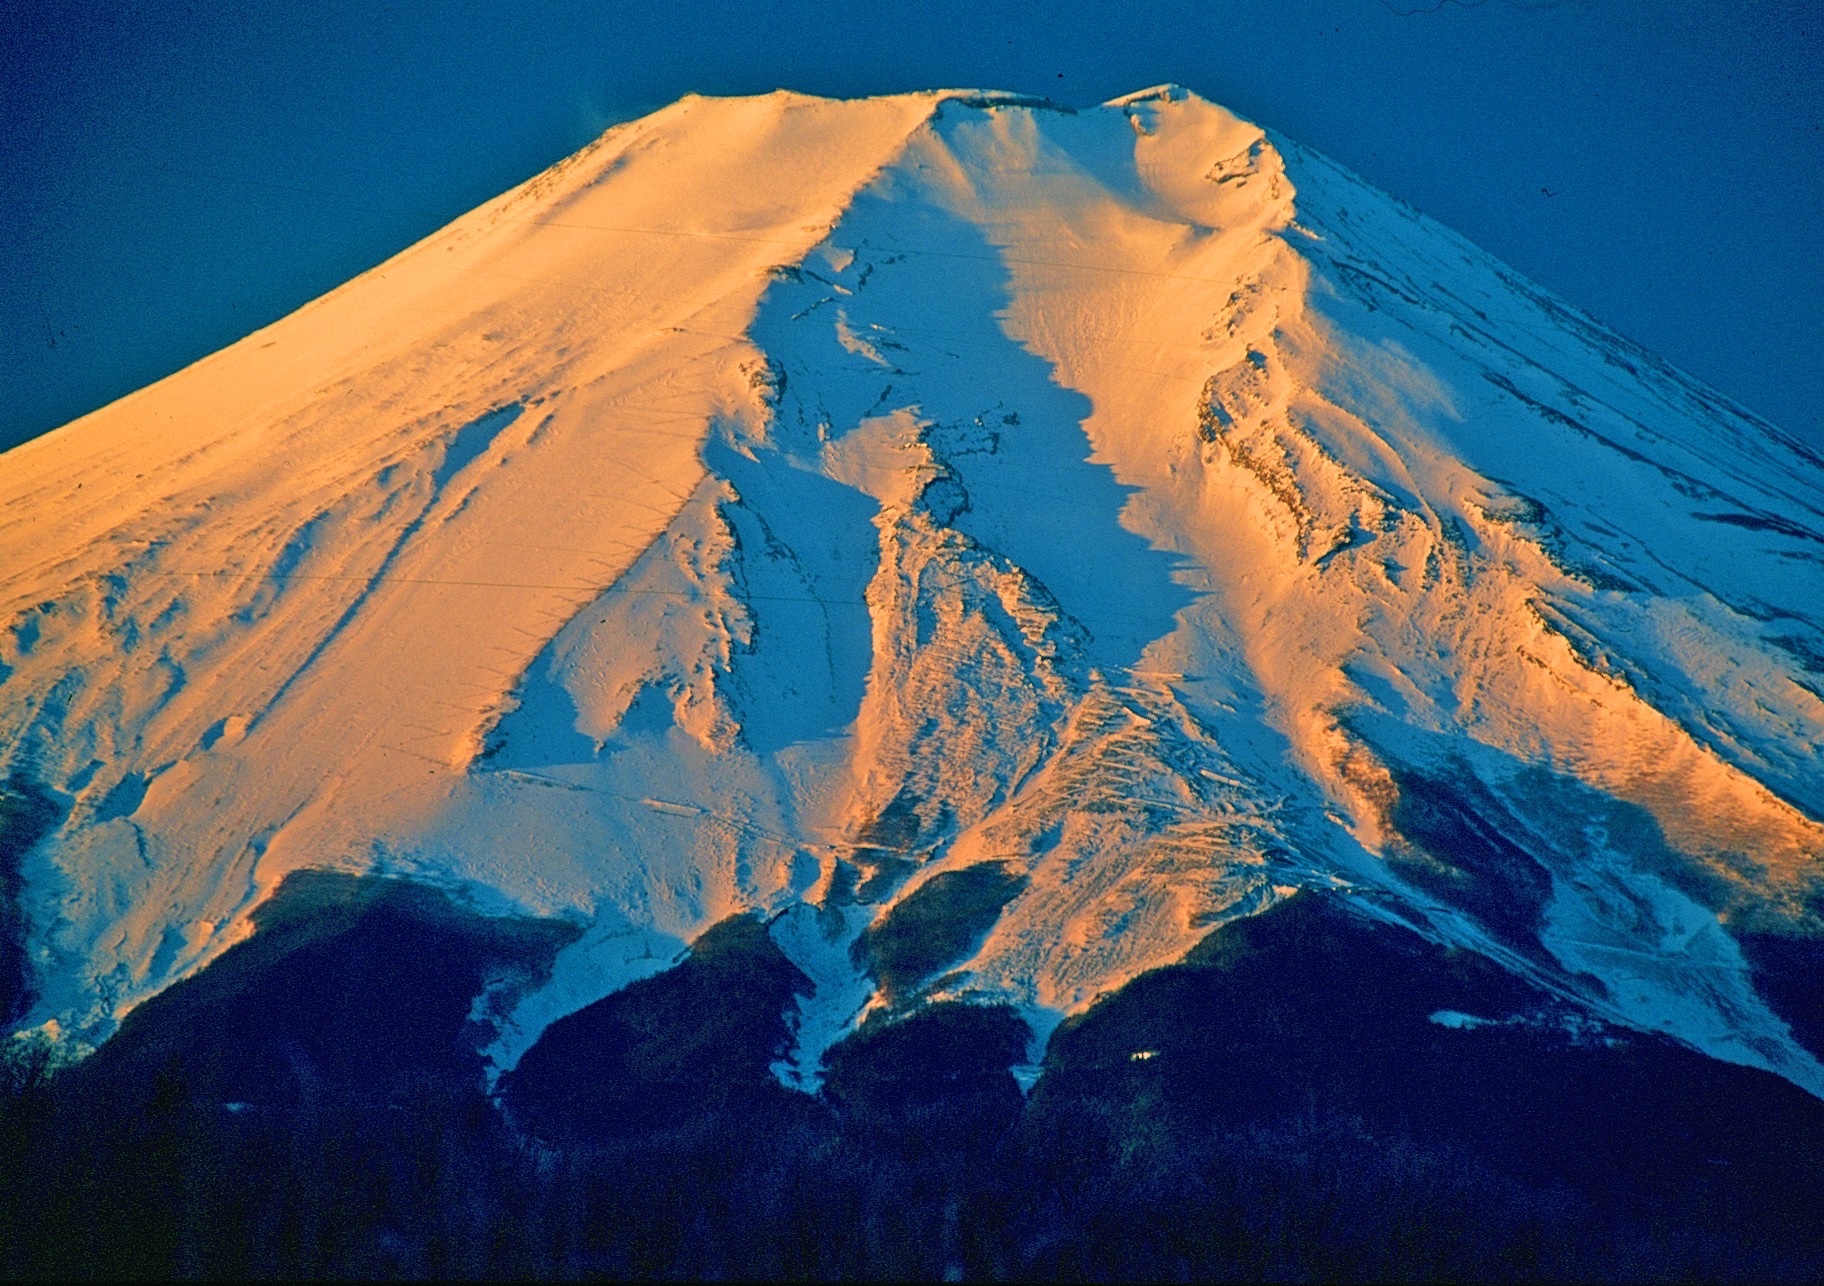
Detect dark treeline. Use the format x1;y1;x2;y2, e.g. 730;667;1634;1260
2;878;1822;1281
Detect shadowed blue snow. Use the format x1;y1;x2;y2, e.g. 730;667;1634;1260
485;663;600;769
432;404;523;491
799;186;1194;671
707;439;882;755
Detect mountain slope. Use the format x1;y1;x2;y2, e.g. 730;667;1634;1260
1;86;1820;1098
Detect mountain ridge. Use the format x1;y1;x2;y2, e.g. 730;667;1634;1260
2;85;1821;1102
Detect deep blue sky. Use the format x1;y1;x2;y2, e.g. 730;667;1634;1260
4;0;1821;452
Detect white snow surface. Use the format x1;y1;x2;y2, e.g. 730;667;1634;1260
3;86;1822;1092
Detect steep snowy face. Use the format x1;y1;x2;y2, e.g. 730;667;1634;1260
2;87;1821;1095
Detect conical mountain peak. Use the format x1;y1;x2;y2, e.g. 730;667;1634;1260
1;90;1820;1106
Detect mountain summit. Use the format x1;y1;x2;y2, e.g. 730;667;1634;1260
3;86;1821;1104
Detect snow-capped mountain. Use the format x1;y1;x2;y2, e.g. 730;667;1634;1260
3;85;1821;1099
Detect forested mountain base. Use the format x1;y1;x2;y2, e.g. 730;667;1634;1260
3;876;1821;1281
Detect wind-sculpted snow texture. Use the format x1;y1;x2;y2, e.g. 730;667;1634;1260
2;87;1822;1096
